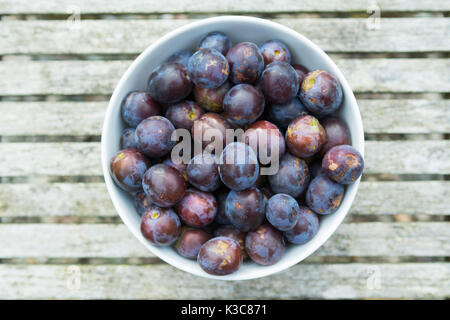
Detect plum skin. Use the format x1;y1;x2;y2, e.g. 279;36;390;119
319;116;351;157
162;157;188;182
165;100;204;130
225;187;266;232
305;174;344;215
187;48;229;89
243;120;286;163
192;112;232;150
134;190;152;216
292;64;309;87
245;224;285;266
167;50;192;67
260;61;299;104
110;148;150;193
266;193;299;231
214;225;248;260
120;128;137;149
268;153;309;198
135;116;176;158
147;62;193;104
176;189;217;228
284;206;319;245
198;236;243;275
223;84;265;127
322;145;364;184
142;163;186;207
226;42;264;84
285;114;326;158
218;142;260;191
187;153;221;192
197;31;232;56
140;206;181;246
121;91;161;128
268;97;309;129
260;40;291;66
299;70;343;118
194;81;231;112
175;228;211;259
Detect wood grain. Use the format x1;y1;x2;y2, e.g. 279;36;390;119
0;0;448;14
0;263;447;299
1;19;449;54
0;59;448;96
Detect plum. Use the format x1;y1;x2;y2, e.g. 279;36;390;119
165;100;204;130
188;48;229;88
322;145;364;184
305;174;344;215
194;81;231;112
223;84;265;127
135;116;176;158
176;189;217;227
121;91;161;128
285;114;326;158
198;31;232;56
226;42;264;84
261;61;299;104
299;70;343;117
260;40;291;66
284;206;319;244
175;227;211;259
110;148;150;193
148;62;193;104
245;224;285;266
268;153;309;198
218;142;259;191
142;163;186;207
266;193;299;231
141;206;181;246
187;153;221;192
225;187;266;232
198;237;243;275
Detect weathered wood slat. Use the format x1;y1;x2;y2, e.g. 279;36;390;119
0;181;448;218
357;99;450;134
0;183;114;218
0;60;448;96
0;222;447;258
1;19;449;54
0;102;106;136
0;143;101;176
0;263;447;299
352;181;450;215
0;99;448;136
0;140;448;176
0;0;448;14
364;140;450;174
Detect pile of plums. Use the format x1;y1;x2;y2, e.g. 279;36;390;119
110;31;364;276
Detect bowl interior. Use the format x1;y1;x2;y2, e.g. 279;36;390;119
102;16;364;280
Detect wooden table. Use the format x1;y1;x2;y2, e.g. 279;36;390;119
0;1;448;299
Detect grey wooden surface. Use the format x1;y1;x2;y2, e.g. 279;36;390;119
0;0;448;299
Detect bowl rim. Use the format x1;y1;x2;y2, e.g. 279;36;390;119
101;15;364;281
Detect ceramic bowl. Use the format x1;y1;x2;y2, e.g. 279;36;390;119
101;16;364;280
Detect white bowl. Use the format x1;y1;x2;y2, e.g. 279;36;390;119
101;16;364;280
